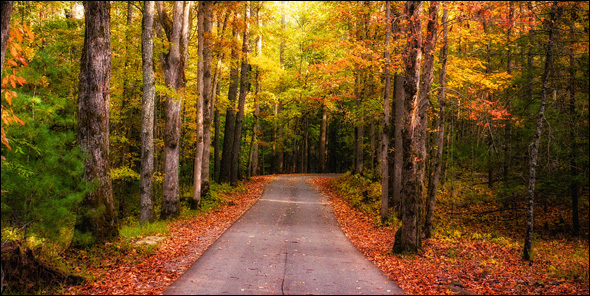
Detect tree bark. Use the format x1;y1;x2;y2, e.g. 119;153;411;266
199;2;214;199
524;1;557;261
230;2;250;186
140;0;155;225
157;1;190;219
192;1;204;207
424;3;447;239
74;1;118;246
380;1;391;222
392;74;404;213
415;1;438;240
1;1;13;76
393;0;422;255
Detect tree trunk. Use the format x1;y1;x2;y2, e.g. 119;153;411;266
319;103;328;173
393;0;422;255
74;1;118;246
219;13;240;184
157;1;190;219
415;1;438;240
200;2;214;197
380;1;391;222
247;2;262;178
424;4;447;239
212;14;228;182
524;1;557;261
193;1;213;207
230;2;250;187
1;1;13;76
392;74;404;213
140;0;155;225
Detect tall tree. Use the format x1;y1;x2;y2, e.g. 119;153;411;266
200;1;214;198
157;1;191;219
212;10;229;181
524;1;558;261
219;12;240;184
380;1;392;222
247;1;262;178
424;3;447;239
393;0;423;254
140;0;155;224
230;2;250;186
74;1;118;245
192;1;206;208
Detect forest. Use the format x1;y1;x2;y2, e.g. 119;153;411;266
0;1;588;294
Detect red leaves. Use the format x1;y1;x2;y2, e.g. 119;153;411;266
66;176;272;295
311;177;589;295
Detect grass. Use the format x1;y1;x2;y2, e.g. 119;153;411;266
120;220;169;239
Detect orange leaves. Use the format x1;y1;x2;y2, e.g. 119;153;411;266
312;177;589;296
66;176;272;295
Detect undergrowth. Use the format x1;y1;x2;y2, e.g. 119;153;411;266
328;171;589;287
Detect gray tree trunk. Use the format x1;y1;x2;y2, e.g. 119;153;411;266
199;2;214;199
140;0;155;225
524;1;557;261
74;1;118;246
157;1;190;219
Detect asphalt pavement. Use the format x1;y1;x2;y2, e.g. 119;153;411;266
164;174;405;295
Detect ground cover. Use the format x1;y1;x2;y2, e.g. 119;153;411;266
61;175;272;295
311;176;589;295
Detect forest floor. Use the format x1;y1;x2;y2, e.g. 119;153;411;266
63;175;272;295
311;176;589;295
50;173;587;295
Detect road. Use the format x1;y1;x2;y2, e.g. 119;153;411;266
164;174;404;295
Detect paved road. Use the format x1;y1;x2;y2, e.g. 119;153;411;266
164;175;404;295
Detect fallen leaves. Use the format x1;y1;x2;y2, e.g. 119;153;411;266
311;177;590;295
65;175;272;295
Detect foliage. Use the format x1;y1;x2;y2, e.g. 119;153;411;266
1;92;87;248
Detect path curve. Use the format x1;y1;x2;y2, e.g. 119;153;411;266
164;174;404;295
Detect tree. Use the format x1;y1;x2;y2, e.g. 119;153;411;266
230;2;251;186
523;1;558;261
140;0;155;224
380;1;392;222
199;1;214;199
393;0;423;254
74;1;118;246
247;1;263;178
219;12;240;184
192;1;206;209
424;3;448;239
157;1;191;219
415;1;438;240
